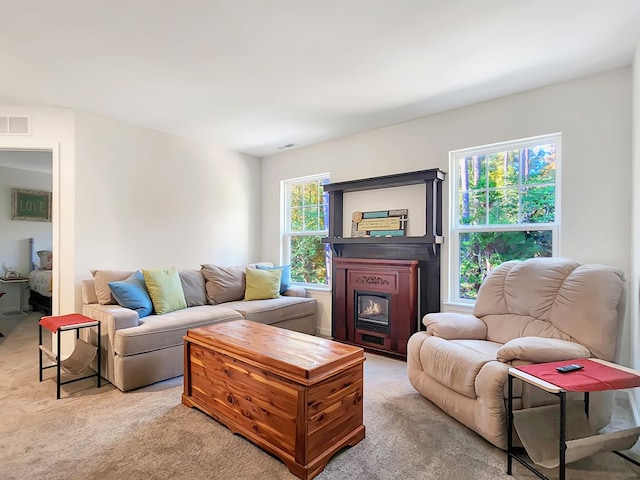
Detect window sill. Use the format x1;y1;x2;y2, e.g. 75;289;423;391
442;301;475;314
294;284;332;294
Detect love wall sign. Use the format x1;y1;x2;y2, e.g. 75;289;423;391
11;189;51;222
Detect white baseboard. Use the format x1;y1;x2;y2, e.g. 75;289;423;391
316;326;332;338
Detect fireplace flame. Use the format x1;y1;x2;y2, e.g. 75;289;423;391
362;299;382;316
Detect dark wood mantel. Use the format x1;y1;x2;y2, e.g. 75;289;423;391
322;168;446;358
322;168;445;246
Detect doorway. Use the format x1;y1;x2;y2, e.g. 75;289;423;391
0;148;55;317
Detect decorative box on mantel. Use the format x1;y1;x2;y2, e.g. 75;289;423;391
322;168;446;359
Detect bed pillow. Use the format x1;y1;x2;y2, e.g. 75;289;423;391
255;264;291;294
37;250;53;270
245;267;282;301
142;267;187;315
108;271;153;318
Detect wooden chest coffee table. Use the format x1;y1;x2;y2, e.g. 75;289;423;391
182;320;365;480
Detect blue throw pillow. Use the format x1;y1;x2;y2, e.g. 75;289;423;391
256;264;291;294
108;270;153;318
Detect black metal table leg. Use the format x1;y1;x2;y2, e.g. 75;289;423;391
38;324;43;382
507;373;513;475
559;391;566;480
584;391;590;417
56;327;61;400
97;321;101;388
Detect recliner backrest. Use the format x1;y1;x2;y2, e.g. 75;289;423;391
473;257;625;361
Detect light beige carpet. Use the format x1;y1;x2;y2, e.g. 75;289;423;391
1;313;639;480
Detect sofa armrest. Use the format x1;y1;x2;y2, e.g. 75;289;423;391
81;279;99;305
282;286;307;298
496;336;591;363
423;312;487;340
82;303;140;349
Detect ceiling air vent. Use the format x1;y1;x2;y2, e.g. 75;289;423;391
0;116;31;135
277;143;296;150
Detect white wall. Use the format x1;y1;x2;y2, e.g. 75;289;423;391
0;106;75;315
261;68;633;342
0;106;262;316
631;42;640;418
0;164;52;311
73;112;263;311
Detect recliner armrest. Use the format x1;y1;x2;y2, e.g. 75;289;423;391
423;312;487;340
496;336;591;363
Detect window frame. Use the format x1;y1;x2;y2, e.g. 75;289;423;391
448;133;561;305
281;172;331;289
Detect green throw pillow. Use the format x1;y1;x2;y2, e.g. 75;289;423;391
256;264;291;294
142;267;187;314
244;267;282;301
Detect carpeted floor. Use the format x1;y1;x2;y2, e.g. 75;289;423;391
2;313;640;480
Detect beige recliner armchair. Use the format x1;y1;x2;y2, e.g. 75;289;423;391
407;257;626;450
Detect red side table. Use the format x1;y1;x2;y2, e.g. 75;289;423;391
39;313;102;399
507;358;640;480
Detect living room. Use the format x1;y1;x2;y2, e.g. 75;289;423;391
2;2;640;478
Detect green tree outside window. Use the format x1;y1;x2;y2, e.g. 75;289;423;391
284;176;330;286
453;136;559;300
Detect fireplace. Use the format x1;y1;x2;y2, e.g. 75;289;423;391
355;292;390;334
332;258;419;358
322;169;445;359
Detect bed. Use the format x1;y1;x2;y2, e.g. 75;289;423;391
28;238;52;316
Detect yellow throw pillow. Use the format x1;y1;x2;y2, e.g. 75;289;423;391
244;267;282;301
142;267;187;314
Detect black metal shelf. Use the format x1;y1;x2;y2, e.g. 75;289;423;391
324;169;446;193
322;235;443;245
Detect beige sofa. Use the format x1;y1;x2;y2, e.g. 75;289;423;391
407;257;626;450
81;263;317;392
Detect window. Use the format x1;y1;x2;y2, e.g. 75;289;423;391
282;174;331;287
450;133;560;303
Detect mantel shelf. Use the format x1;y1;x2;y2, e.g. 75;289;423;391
322;235;444;245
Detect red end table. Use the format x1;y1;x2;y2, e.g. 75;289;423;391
507;358;640;479
39;313;102;399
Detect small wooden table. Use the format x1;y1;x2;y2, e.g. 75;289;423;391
182;320;366;480
0;276;29;317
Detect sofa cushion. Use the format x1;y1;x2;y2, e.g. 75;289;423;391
256;264;291;294
223;296;316;325
496;336;591;363
142;267;187;315
201;264;246;304
483;313;572;346
179;269;207;307
92;269;136;305
108;271;153;318
113;305;244;356
245;267;281;301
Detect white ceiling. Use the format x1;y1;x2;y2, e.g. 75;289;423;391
1;0;640;158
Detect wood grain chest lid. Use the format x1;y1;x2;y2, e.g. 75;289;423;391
186;320;364;383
